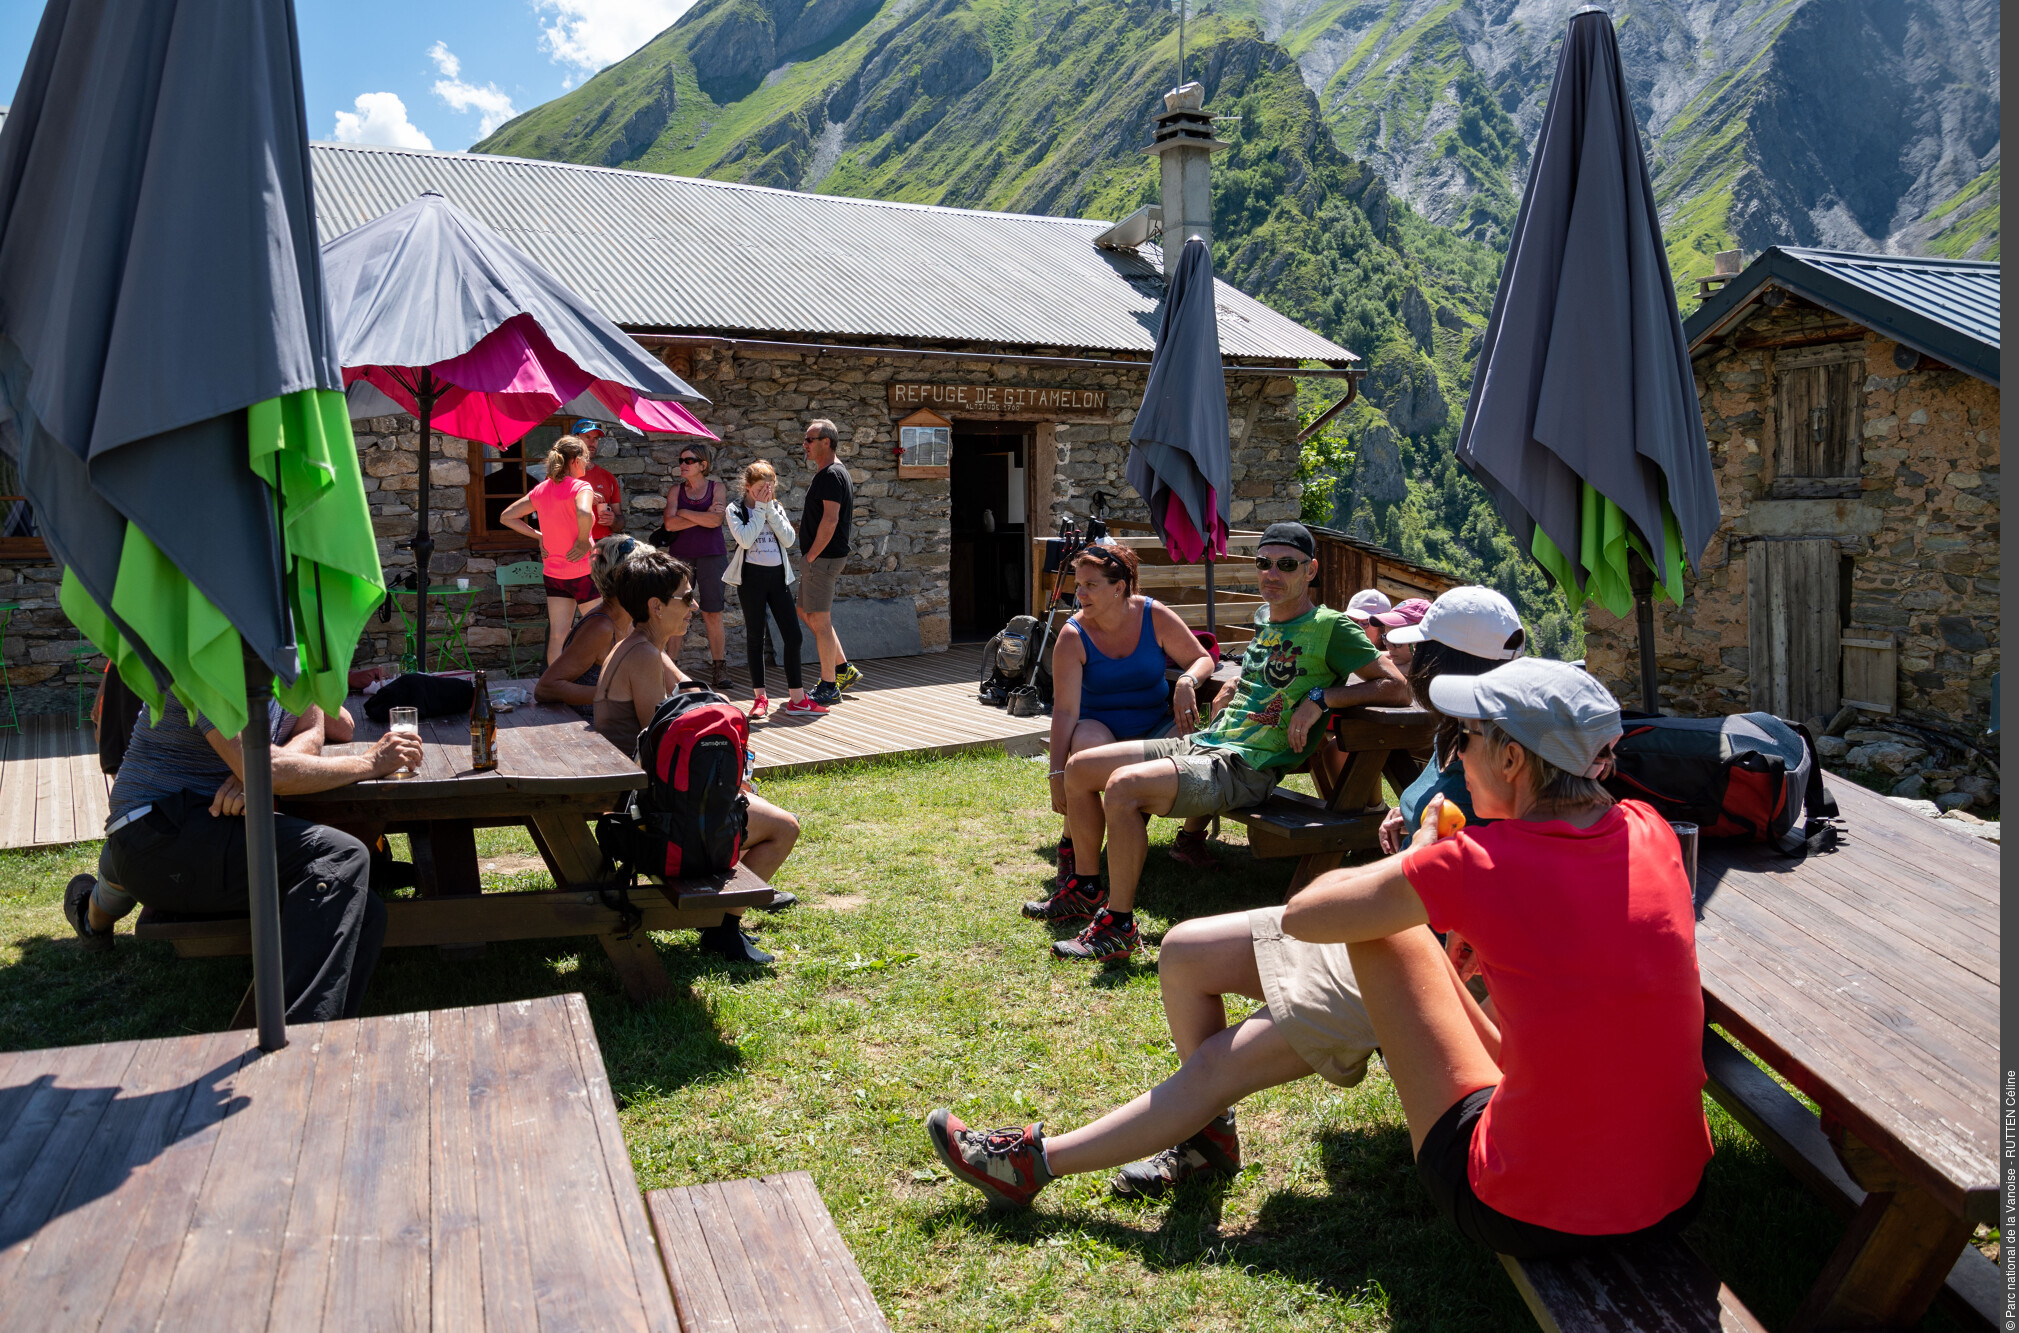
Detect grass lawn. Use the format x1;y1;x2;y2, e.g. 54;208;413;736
0;750;1965;1330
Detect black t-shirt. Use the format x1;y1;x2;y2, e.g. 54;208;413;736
799;460;853;560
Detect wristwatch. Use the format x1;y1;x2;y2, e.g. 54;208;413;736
1306;686;1329;707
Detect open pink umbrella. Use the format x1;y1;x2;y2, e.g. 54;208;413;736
324;192;716;666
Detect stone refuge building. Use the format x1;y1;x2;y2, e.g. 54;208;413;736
0;134;1358;706
1584;248;1999;806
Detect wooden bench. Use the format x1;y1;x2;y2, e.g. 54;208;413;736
646;1171;890;1332
1501;1238;1765;1332
1224;705;1434;890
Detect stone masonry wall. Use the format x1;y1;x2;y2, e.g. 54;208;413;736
346;343;1303;675
1585;308;1999;752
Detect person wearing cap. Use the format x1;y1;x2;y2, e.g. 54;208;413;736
571;420;625;541
1040;521;1408;963
1368;597;1430;666
926;660;1712;1250
1343;588;1392;647
1376;587;1527;854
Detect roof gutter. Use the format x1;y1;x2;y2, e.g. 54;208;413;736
629;332;1364;379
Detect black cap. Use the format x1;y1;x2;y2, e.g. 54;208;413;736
1257;522;1316;558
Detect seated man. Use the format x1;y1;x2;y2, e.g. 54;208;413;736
100;691;422;1020
1036;522;1410;962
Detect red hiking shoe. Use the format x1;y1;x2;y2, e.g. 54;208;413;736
1170;828;1216;869
1112;1111;1241;1198
927;1110;1053;1209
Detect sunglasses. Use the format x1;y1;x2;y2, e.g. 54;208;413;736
1455;723;1486;754
1253;555;1309;573
678;456;701;466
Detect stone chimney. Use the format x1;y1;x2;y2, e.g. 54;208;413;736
1144;82;1228;277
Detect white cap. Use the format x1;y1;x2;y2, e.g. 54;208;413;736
1428;658;1622;778
1385;585;1525;659
1345;588;1392;622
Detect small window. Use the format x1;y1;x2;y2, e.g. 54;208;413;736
465;422;574;552
1771;344;1862;497
0;450;47;559
901;423;950;467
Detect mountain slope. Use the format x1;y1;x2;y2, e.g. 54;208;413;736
1231;0;2000;275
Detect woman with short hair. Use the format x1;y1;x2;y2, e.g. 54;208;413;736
1026;541;1210;917
498;435;598;666
656;441;730;688
723;459;812;718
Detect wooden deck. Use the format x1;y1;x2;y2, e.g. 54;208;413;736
738;643;1047;779
0;715;109;851
0;994;679;1331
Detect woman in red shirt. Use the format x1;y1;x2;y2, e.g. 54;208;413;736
1283;657;1710;1256
499;436;597;666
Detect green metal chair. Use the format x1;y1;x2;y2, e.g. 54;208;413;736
495;560;545;677
0;603;19;732
67;643;97;729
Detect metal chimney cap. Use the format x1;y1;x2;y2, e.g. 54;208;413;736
1164;82;1205;113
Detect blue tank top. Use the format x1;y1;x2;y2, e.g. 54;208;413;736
1076;599;1171;740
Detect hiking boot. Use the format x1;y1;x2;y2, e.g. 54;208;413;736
1052;910;1139;963
1055;837;1075;884
835;661;863;691
753;890;798;912
748;691;770;720
784;695;830;716
926;1110;1053;1209
1022;874;1105;924
1113;1113;1241;1199
710;659;731;689
698;919;773;964
1170;828;1216;870
809;681;843;707
64;874;112;953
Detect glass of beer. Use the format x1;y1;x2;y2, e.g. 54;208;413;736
389;706;421;779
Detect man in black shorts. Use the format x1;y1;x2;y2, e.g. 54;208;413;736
797;418;860;706
101;693;422;1021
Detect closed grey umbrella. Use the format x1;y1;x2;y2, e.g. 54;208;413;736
0;0;371;1052
322;191;711;666
1127;235;1231;634
1455;6;1719;709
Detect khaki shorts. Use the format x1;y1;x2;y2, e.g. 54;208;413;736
1249;906;1378;1088
799;556;845;613
1137;735;1280;819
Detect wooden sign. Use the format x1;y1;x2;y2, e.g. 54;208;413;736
887;383;1110;415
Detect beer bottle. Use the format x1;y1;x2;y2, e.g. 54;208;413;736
470;670;498;771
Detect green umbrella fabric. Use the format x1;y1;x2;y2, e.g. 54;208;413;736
1529;484;1685;621
59;389;380;734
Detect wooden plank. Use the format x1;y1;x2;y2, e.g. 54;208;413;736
266;1019;362;1330
467;1002;541;1331
151;1026;324;1331
1501;1238;1766;1333
681;1180;783;1330
323;1011;432;1329
561;995;681;1333
0;1033;230;1332
716;1176;852;1330
0;1038;143;1288
0;718;33;849
645;1188;738;1333
775;1172;890;1332
428;1005;485;1332
30;721;62;849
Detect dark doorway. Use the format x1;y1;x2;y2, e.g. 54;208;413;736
949;425;1030;639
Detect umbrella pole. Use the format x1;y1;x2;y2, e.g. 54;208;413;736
1204;551;1215;639
412;371;437;672
241;645;287;1051
1629;552;1660;715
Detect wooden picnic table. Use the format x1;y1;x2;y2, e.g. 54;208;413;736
1694;775;1996;1331
0;994;679;1331
271;683;770;1001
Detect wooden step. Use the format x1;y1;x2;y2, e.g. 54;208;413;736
1225;788;1386;858
1501;1236;1765;1333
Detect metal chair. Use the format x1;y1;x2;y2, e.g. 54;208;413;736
0;603;19;732
67;643;97;728
495;560;545;677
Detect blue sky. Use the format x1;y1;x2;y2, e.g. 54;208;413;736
0;1;697;152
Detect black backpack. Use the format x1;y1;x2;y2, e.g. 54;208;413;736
594;684;750;931
1603;712;1840;855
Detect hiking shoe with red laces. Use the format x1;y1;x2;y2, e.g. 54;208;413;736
1170;828;1216;869
927;1110;1053;1209
1052;909;1139;962
1021;874;1105;923
1112;1112;1241;1199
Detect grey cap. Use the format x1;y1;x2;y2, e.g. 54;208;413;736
1429;658;1623;778
1257;521;1316;557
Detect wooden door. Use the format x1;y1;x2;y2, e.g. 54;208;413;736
1747;539;1841;721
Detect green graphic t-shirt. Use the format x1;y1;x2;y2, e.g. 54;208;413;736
1196;605;1378;770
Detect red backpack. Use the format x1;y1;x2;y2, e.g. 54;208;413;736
595;684;750;927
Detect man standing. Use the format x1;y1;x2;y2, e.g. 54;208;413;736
573;418;624;540
1037;522;1410;962
100;695;423;1020
797;418;860;706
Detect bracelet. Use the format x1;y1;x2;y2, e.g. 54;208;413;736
1048;769;1067;777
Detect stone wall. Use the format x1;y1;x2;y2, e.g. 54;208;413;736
1584;305;1999;797
337;343;1304;675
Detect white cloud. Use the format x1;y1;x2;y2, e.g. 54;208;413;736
536;0;697;78
332;92;433;150
429;42;519;138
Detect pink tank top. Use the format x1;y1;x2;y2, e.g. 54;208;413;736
529;477;594;577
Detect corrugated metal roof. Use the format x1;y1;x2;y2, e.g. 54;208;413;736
1685;246;1999;384
308;142;1355;365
